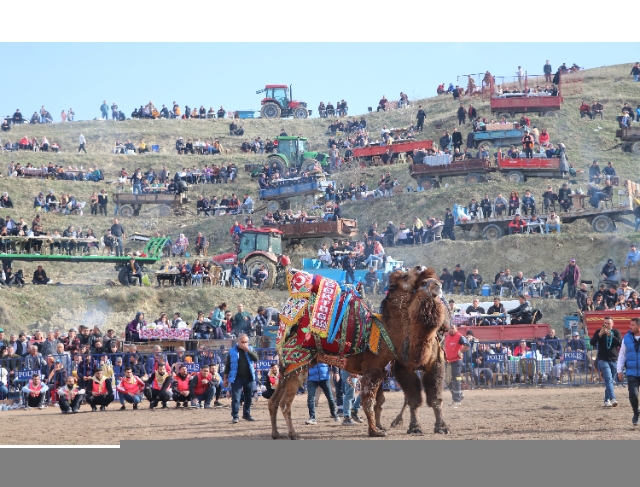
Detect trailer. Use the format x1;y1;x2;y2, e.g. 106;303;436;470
113;192;191;218
583;310;640;338
470;124;527;149
352;139;435;162
615;126;640;154
496;152;565;183
409;157;493;190
258;177;331;212
481;71;583;118
0;236;168;286
454;180;640;240
273;217;359;248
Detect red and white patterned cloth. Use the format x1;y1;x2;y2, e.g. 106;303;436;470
139;328;192;340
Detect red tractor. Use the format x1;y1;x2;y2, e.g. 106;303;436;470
210;228;289;289
257;84;309;119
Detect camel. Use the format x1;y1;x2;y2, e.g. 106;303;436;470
268;266;449;439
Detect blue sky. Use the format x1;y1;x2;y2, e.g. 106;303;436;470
0;43;636;121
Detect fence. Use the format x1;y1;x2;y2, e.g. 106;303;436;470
447;338;617;389
0;348;279;405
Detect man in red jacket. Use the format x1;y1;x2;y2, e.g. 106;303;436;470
190;364;218;409
85;369;114;412
172;364;192;408
444;324;470;408
508;214;526;235
144;364;172;409
117;367;145;410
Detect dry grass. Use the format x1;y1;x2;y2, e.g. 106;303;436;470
1;62;638;333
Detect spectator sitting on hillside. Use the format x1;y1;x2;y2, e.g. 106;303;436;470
377;95;388;112
589;179;613;209
589;160;602;183
602;162;617;179
580;101;592;119
601;259;620;283
507;295;533;324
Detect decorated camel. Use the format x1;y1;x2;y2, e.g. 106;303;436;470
268;265;450;439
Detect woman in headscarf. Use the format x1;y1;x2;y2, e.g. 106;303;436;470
172;233;189;257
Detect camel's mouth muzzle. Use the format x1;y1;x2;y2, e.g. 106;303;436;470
420;278;442;297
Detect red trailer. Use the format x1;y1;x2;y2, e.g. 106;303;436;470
496;152;564;183
481;71;583;119
352;139;434;162
583;310;640;338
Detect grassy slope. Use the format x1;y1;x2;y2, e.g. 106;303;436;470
1;63;638;333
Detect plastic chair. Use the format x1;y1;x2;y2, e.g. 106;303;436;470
151;145;159;153
219;268;231;286
397;153;407;163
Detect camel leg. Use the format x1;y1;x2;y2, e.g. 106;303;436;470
268;376;288;439
390;400;407;429
280;372;302;440
393;362;424;435
423;353;450;435
360;371;387;437
374;384;386;431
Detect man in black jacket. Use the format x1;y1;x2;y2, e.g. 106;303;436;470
442;208;456;240
465;269;483;296
576;283;589;310
342;252;356;284
558;183;573;211
416;106;426;132
589;179;613;209
440;268;454;294
452;128;463;150
452;264;466;295
590;316;622;407
508;295;532;324
384;221;397;247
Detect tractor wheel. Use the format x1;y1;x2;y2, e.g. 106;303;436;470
497;112;511;120
261;103;281;119
545;111;558;117
318;237;334;250
632;141;640;155
118;268;130;286
266;157;285;176
465;173;484;184
119;205;134;218
245;256;277;289
302;158;321;174
267;201;280;212
591;215;615;233
482;224;504;240
418;177;436;190
478;140;493;149
293;107;308;119
158;205;172;217
506;170;525;183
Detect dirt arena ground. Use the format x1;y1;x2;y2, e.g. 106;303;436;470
3;386;639;444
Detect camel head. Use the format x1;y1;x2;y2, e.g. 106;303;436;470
415;266;442;298
387;267;420;294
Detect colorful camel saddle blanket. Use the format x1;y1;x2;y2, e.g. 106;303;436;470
278;268;393;376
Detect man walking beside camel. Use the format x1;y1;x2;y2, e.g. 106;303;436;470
444;324;470;408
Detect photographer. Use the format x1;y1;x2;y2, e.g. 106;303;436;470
590;316;622;408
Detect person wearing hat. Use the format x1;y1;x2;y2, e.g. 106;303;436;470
601;259;620;283
560;259;580;299
617;317;640;426
444;324;470;407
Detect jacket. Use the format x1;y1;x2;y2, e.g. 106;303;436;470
621;332;640;377
560;264;581;287
576;288;588;310
226;346;257;383
308;363;330;382
590;328;622;362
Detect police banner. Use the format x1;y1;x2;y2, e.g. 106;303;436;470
564;351;585;361
256;361;272;371
16;370;41;381
185;363;201;373
485;354;507;363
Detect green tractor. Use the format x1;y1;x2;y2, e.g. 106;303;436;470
266;136;330;176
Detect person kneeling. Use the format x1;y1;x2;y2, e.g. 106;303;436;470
117;366;145;410
58;376;85;414
21;373;49;410
172;364;193;408
85;369;114;412
190;364;217;409
145;364;172;409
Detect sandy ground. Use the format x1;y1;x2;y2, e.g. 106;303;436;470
2;386;638;444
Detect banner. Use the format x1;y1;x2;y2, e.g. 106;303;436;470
16;370;41;381
309;277;340;338
185;363;201;373
286;268;313;298
564;351;585;361
486;354;508;363
256;360;273;371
